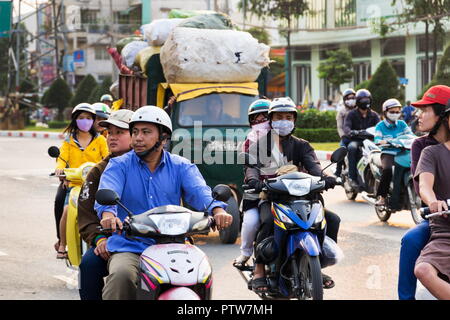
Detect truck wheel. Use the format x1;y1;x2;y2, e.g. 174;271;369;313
219;197;240;244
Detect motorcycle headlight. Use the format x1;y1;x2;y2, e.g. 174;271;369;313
150;213;191;235
282;178;311;196
274;206;295;226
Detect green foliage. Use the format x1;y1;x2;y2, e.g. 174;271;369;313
317;49;354;92
367;60;401;113
355;79;370;91
48;120;70;129
418;43;450;98
42;78;72;111
88;76;113;103
293;128;340;142
69;74;97;107
246;27;270;44
296;109;337;129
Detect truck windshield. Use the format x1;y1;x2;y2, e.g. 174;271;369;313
177;93;258;127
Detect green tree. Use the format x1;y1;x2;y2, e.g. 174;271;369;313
69;74;97;107
418;43;450;98
246;27;270;45
88;76;113;103
43;77;72;120
238;0;309;96
367;60;401;113
317;49;354;95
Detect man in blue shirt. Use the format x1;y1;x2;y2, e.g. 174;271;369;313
402;101;415;125
95;105;231;300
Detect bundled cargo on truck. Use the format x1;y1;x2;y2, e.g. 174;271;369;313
141;18;185;46
177;12;235;30
121;40;149;68
160;27;271;84
116;36;144;54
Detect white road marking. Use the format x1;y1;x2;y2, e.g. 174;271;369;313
13;177;27;181
0;251;8;256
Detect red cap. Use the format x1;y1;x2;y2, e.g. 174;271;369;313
412;85;450;107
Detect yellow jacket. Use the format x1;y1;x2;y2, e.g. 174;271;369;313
56;134;109;186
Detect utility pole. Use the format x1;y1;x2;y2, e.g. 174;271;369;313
15;0;21;88
52;0;60;78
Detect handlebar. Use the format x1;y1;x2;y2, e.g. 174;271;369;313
419;200;450;219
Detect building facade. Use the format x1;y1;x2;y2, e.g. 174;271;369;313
277;0;450;105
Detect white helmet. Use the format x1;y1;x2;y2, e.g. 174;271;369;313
130;105;172;134
382;98;402;113
92;102;111;119
100;94;113;102
268;97;297;116
72;103;96;116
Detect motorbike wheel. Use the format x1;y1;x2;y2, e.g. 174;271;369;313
297;254;323;300
407;181;424;225
343;178;358;201
219;196;240;244
375;205;391;222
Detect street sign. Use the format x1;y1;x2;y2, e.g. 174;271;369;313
63;54;74;72
73;50;85;68
399;77;409;85
0;0;12;38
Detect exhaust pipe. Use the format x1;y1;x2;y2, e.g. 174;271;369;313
361;193;377;206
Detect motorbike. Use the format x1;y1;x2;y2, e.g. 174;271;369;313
235;147;347;300
340;128;377;201
48;146;94;267
370;136;423;224
95;184;232;300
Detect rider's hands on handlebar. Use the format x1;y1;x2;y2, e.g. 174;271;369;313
324;176;337;190
100;211;123;233
247;179;264;193
350;130;360;136
429;200;449;215
212;207;233;231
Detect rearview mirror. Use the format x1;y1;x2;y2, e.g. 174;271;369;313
330;147;347;164
212;184;232;202
48;146;60;158
96;189;120;205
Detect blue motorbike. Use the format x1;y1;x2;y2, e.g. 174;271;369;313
236;148;346;300
367;135;423;224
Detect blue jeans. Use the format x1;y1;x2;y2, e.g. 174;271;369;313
79;247;108;300
398;220;430;300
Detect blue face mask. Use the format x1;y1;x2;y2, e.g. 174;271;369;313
271;120;295;136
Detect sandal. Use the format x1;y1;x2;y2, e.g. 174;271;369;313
322;273;335;289
54;240;60;252
233;255;250;268
56;250;68;259
251;277;269;293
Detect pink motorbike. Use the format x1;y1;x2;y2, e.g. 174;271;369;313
95;185;231;300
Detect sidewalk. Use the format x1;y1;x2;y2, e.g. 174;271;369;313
0;130;333;161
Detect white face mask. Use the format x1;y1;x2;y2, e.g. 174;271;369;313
345;99;356;108
271;120;295;136
386;112;401;122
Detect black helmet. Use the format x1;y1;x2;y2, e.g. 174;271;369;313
342;88;356;100
355;89;372;110
255;236;279;264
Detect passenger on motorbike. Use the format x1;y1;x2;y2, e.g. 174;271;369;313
413;103;450;300
334;88;356;176
77;109;134;300
398;85;450;300
100;94;114;108
94;105;232;300
92;102;111;137
233;99;271;268
343;89;380;189
246;97;340;293
374;98;414;206
54;103;109;259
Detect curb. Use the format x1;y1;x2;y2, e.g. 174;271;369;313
315;150;333;161
0;130;334;161
0;130;65;140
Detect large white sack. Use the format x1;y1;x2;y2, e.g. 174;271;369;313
121;41;148;68
160;27;271;83
141;19;185;46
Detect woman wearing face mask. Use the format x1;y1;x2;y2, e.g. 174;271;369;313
374;98;414;206
335;88;356;176
245;97;340;293
53;103;109;259
233;99;271;268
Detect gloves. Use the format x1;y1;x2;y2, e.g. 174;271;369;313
324;176;337;190
247;179;264;193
